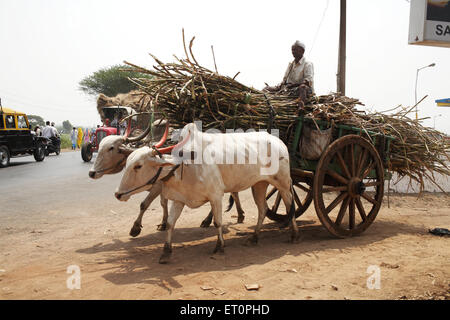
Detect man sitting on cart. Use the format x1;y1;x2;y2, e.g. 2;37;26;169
264;40;314;105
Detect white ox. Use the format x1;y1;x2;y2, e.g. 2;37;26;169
88;120;244;237
115;123;298;264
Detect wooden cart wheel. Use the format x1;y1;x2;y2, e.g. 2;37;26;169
313;135;384;238
265;180;313;222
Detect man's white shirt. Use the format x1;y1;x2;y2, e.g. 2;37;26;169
282;57;314;92
42;125;57;138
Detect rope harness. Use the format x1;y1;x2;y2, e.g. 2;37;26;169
119;163;181;197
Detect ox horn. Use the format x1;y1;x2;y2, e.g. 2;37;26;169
124;120;153;143
153;131;191;155
153;121;169;148
118;145;136;156
123;120;132;139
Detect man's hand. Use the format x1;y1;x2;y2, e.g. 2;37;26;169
286;83;298;89
263;84;281;92
300;79;311;87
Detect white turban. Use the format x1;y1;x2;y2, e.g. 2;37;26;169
292;40;305;50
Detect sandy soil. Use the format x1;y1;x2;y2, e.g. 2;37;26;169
0;190;449;300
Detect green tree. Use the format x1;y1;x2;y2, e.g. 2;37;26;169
27;115;45;127
62;120;73;133
78;64;150;97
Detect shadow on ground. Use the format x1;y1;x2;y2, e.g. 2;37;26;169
76;216;427;291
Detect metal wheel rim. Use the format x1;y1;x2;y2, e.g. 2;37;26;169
38;147;44;159
0;149;8;166
86;146;92;160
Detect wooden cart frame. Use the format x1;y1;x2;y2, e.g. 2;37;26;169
265;115;395;238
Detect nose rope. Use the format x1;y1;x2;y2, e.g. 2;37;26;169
118;164;181;197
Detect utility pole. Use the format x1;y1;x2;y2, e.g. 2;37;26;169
337;0;346;95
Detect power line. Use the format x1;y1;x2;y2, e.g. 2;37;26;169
308;0;330;56
0;94;67;112
0;89;93;112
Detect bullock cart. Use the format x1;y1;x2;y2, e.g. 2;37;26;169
265;115;395;238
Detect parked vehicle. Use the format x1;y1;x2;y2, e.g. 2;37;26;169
0;107;46;167
81;106;137;162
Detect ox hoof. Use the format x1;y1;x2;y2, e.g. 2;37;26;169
159;244;172;264
129;222;142;237
289;232;301;244
244;234;258;246
279;220;290;229
213;239;225;254
157;223;167;232
159;253;171;264
200;219;212;228
237;214;245;224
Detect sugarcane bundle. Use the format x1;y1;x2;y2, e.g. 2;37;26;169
362;105;450;190
121;36;449;192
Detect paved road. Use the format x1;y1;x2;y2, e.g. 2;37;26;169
1;150;447;226
0;151;91;189
0;151;145;226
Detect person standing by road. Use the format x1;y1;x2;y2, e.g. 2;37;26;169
77;127;83;149
71;127;77;150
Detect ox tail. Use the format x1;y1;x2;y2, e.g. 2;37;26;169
225;194;234;213
281;185;296;228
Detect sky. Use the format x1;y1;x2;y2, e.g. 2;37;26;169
0;0;449;134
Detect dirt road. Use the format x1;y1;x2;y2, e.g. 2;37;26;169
1;183;449;299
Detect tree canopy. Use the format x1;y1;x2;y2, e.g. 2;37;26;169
78;64;150;97
62;120;73;133
27;115;45;127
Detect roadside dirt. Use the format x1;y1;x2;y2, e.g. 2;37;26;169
0;191;449;300
60;148;76;153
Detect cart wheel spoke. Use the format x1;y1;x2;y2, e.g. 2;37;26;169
265;180;313;222
361;161;375;179
265;186;277;200
335;195;350;226
272;193;282;212
325;192;348;215
349;199;355;229
294;182;310;193
364;181;382;188
357;148;369;177
326;169;349;185
355;196;367;222
292;187;302;208
336;150;351;179
361;192;377;205
350;143;355;176
322;185;348;193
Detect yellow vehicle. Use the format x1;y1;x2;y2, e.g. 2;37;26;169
0;107;46;167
